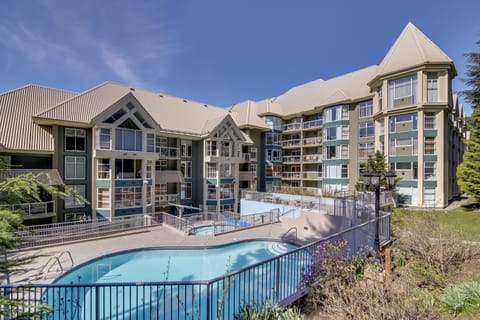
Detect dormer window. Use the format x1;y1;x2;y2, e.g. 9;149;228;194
115;118;142;151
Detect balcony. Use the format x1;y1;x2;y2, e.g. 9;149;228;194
0;169;63;185
155;194;179;206
282;172;301;179
303;154;322;163
303;137;322;146
239;171;255;181
303;171;322;180
283;123;302;132
157;147;180;159
282;139;301;148
0;201;56;220
283;155;302;164
303;119;323;130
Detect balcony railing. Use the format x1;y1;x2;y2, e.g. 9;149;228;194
303;119;323;129
239;171;255;181
281;139;301;147
157;147;180;159
303;154;322;162
0;201;56;219
283;155;302;163
303;137;322;146
155;194;179;206
303;171;322;180
283;122;302;131
282;172;301;179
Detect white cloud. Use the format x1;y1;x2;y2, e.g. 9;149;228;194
100;45;143;87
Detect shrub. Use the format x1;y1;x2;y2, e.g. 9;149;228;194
439;280;480;316
235;303;303;320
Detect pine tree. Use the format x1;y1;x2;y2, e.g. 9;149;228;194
457;41;480;202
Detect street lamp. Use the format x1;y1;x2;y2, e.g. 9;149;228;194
363;171;396;252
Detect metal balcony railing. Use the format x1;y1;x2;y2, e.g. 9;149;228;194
0;201;56;219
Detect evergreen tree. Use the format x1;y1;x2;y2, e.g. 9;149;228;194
457;41;480;201
357;150;391;190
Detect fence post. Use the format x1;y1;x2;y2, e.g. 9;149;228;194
275;258;281;303
95;286;100;320
206;283;211;320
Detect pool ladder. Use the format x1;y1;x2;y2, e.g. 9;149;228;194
281;227;298;241
37;251;74;279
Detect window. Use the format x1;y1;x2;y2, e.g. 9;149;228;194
424;112;435;129
181;140;192;157
389;137;418;156
358;101;373;118
266;165;281;177
133;111;153;129
325;127;337;141
147;134;155;152
98;128;111;150
65;156;86;180
181;182;192;200
427;73;438;103
250;163;257;174
220;204;234;213
220;163;234;178
389;113;417;132
250;148;257;161
207;163;217;178
115;128;142;151
266;149;282;161
207;184;217;199
104;108;126;123
341;145;349;159
341;106;349;119
425;137;435;154
358;142;374;159
64;185;86;209
65;128;86;152
115;186;142;208
393;162;418;179
388;74;417;108
341;164;348;178
146;160;153;179
220;183;234;199
266;132;282;145
97;188;110;208
221;141;232;157
341;126;349;139
181;161;192;178
206;140;217;156
359;121;374;138
325;146;336;159
97;159;110;179
424;162;436;180
359;163;367;177
64;212;87;222
115;159;142;179
156;136;168;148
156;160;167;171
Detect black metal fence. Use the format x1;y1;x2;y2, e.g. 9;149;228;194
1;214;390;320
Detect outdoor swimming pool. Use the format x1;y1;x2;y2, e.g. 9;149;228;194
42;240;307;319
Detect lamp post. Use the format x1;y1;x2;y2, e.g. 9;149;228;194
363;171;396;252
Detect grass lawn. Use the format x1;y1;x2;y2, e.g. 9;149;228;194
393;203;480;242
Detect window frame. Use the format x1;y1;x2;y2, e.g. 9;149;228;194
65;128;86;152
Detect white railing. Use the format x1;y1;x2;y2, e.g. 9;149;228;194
303;137;322;145
162;212;189;232
283;155;301;163
303;154;322;162
281;139;301;147
14;214;152;249
282;172;301;179
0;201;56;218
283;123;302;131
302;171;322;180
157;146;180;158
303;119;323;129
155;194;179;206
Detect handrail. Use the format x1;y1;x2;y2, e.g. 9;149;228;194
39;256;63;276
57;251;74;269
281;226;298;241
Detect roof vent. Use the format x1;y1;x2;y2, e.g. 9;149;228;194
130;87;136;91
183;99;187;103
204;104;208;107
159;94;164;98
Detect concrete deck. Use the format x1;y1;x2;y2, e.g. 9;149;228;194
8;212;349;284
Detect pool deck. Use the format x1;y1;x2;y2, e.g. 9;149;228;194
8;212;348;284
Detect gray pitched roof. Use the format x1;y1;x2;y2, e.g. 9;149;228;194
375;22;454;78
0;85;79;152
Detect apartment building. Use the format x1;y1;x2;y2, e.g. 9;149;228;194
0;22;466;223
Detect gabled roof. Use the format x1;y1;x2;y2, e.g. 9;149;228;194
375;22;454;79
271;65;378;115
0;85;79;152
229;100;271;130
34;82;237;135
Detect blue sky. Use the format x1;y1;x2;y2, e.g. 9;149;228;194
1;0;479;113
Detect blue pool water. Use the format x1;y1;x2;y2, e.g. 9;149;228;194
189;224;236;235
44;240;306;319
56;240;296;284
